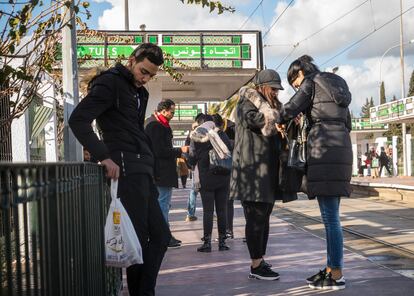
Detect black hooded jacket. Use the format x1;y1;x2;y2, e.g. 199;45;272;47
69;63;154;176
279;71;353;198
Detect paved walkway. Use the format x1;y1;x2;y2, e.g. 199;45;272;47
151;188;414;295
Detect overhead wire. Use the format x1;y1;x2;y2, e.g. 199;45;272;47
297;0;370;44
268;0;373;70
320;5;414;66
239;0;264;30
262;0;294;39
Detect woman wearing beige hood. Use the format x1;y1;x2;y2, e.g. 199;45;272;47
230;69;284;280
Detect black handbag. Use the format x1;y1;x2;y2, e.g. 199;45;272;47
285;117;309;172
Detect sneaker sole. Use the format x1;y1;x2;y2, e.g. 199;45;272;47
248;273;280;281
308;284;345;290
168;245;181;249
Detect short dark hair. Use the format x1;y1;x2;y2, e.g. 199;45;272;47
130;43;164;66
157;99;175;112
287;55;319;85
211;113;224;128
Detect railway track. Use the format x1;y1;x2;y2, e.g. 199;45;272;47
275;202;414;280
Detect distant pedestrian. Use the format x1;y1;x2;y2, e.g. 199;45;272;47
230;69;285;281
188;114;232;252
177;157;189;188
69;43;171;296
279;55;352;290
145;99;189;249
379;146;392;176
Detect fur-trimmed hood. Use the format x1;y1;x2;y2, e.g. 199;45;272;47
190;121;219;143
239;86;280;136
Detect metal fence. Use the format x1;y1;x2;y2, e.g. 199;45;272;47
0;83;12;162
0;163;122;296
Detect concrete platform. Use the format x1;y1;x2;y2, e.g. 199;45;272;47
351;177;414;203
148;188;414;295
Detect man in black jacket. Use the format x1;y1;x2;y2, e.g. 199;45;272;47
69;43;171;296
145;99;188;248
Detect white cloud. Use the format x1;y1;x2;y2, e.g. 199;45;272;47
95;0;252;31
259;0;414;62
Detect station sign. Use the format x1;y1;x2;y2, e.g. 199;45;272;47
351;118;388;130
370;96;414;124
58;31;260;70
171;104;203;121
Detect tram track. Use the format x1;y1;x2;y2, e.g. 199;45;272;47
275;202;414;280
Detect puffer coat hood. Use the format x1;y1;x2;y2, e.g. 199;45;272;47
313;72;351;107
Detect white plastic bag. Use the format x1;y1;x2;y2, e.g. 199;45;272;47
105;180;143;267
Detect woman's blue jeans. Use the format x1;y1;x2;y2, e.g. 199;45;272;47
187;189;198;217
317;197;343;269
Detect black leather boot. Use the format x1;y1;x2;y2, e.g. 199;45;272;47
218;235;230;251
197;235;211;252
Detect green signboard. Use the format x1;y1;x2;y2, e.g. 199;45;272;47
351;118;387;130
77;44;246;60
57;31;259;69
370;96;414;123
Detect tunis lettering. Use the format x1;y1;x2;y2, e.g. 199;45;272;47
88;46;104;57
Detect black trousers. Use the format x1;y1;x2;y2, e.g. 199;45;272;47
118;174;171;296
379;164;392;176
180;175;188;188
242;201;274;260
227;199;234;232
200;185;229;238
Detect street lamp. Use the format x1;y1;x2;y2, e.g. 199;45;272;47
378;38;414;100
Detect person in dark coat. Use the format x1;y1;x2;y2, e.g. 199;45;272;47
145;99;189;248
69;43;171;296
229;69;284;281
188;114;232;252
379;146;392;176
278;55;352;290
212;113;236;239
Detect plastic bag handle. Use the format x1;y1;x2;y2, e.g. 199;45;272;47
111;180;119;200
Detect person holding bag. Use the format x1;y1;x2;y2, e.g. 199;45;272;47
69;44;171;296
188;114;232;252
278;55;352;290
230;69;285;281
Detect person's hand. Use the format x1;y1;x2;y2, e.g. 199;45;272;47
101;158;120;180
275;124;285;138
294;113;303;125
181;146;189;153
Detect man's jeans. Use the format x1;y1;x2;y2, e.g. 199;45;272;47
157;186;173;224
317;197;343;269
187;189;197;217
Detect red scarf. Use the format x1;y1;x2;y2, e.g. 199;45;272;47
154;112;170;128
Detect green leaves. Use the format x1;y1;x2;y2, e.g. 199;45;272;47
180;0;235;14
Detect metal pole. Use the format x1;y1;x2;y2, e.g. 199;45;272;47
399;0;408;176
62;1;82;161
124;0;129;30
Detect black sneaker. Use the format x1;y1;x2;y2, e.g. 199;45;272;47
306;268;326;284
309;272;345;290
172;236;182;244
249;261;280;281
263;261;272;268
168;238;181;249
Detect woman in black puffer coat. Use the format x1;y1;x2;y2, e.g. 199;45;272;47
278;55;352;290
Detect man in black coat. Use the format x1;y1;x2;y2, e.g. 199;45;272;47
69;43;170;296
145;99;189;248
